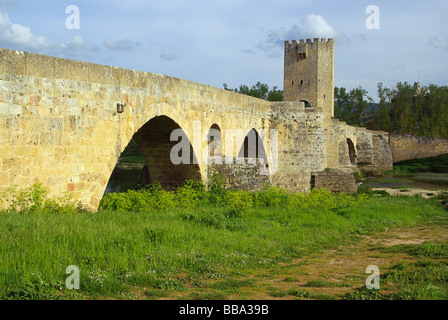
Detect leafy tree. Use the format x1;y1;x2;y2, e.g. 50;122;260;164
334;86;373;126
223;82;283;101
267;86;284;102
334;86;350;120
338;82;448;138
372;82;393;132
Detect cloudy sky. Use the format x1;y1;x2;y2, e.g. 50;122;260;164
0;0;447;101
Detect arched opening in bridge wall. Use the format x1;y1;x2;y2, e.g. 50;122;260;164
207;124;222;158
133;116;202;190
103;115;202;195
300;100;312;108
104;139;151;194
346;138;357;165
238;129;268;165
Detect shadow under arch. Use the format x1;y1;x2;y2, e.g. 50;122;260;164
346;138;357;165
105;115;202;194
237;128;269;166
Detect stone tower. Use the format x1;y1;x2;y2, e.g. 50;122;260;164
284;38;335;121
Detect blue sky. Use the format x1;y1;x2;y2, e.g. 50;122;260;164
0;0;447;101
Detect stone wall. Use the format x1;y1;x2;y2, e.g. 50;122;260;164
0;48;275;209
269;101;327;193
389;134;448;163
311;169;358;194
207;157;270;191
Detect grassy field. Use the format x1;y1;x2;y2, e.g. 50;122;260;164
118;151;146;164
1;180;448;300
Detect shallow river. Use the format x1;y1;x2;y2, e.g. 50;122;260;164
367;172;448;189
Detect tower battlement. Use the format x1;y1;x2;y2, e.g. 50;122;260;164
285;38;334;46
284;38;335;120
285;38;334;59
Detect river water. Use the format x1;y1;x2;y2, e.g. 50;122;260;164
367;173;448;189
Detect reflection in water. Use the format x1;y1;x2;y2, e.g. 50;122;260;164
104;166;143;195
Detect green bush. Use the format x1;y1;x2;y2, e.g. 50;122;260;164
0;183;77;214
206;173;226;205
287;188;369;212
252;185;290;208
175;180;206;210
99;188;177;212
224;190;253;218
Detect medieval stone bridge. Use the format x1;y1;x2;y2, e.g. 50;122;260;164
0;39;405;210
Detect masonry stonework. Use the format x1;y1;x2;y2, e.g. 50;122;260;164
0;39;401;210
389;134;448;163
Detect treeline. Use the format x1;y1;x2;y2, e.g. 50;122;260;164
336;82;448;138
223;82;284;101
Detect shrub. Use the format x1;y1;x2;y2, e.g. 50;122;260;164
224;190;253;218
252;185;290;208
206;173;226;205
207;173;225;192
99;188;176;212
357;183;373;195
1;183;77;214
175;180;206;210
287;188;368;212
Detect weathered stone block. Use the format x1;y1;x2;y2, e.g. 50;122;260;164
312;169;358;194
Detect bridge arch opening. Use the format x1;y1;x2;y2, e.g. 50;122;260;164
237;129;268;166
346;138;357;165
104;115;202;195
207;123;222;158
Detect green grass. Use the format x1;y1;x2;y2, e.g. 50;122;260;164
0;182;447;299
118;151;146;164
345;242;448;300
304;280;350;288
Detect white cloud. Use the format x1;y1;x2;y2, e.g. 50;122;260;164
257;14;347;56
160;51;178;61
429;35;448;49
103;39;140;51
0;12;87;56
300;15;347;42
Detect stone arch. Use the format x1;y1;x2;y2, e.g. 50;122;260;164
110;115;202;192
300;100;312;108
237;128;268;165
207;123;222;158
346;138;357;165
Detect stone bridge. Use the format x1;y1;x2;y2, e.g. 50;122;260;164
0;38;394;210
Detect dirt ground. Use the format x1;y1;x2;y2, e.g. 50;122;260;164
227;223;448;300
